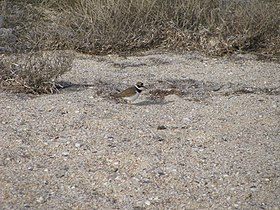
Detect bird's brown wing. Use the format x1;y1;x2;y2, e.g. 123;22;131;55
115;87;135;98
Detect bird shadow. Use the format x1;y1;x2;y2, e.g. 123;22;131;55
133;99;174;106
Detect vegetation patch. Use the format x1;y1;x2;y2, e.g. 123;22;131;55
2;0;279;55
0;52;73;94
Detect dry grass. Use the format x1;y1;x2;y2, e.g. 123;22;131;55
0;52;73;94
0;0;279;94
2;0;280;55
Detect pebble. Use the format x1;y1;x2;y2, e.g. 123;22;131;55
75;143;81;148
145;200;151;206
62;152;69;156
36;196;45;203
250;186;258;191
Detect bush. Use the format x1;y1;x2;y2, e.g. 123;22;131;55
0;52;73;94
2;0;278;55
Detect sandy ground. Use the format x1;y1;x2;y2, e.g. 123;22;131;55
0;51;279;209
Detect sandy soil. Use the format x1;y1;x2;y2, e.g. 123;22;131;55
0;51;279;209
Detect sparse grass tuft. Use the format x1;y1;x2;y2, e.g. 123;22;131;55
0;52;73;94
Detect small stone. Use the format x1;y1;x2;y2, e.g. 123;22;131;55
62;152;69;156
145;200;151;206
158;137;164;142
55;171;65;178
250;186;257;191
36;196;45;203
157;171;165;176
75;143;81;148
157;125;167;130
23;204;30;208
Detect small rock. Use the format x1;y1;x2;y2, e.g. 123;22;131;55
62;152;69;156
250;186;258;191
75;143;81;148
157;125;167;130
36;196;45;203
23;204;31;208
158;137;164;142
55;171;65;178
145;200;151;206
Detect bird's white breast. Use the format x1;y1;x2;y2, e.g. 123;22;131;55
123;92;140;102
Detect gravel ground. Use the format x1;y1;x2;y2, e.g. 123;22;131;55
0;51;279;209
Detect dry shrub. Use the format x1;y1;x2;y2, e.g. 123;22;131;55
161;0;280;55
2;0;280;55
0;52;73;94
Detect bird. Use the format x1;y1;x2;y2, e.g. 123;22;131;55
115;82;145;103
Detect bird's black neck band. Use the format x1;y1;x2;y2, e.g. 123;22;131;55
135;86;143;93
